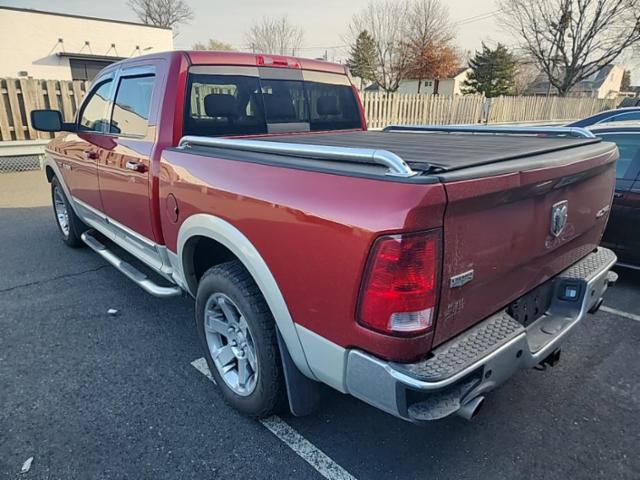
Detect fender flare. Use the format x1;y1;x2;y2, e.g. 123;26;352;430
177;213;316;380
43;153;82;216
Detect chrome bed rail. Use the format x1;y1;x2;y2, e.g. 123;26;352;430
177;135;419;178
383;125;596;139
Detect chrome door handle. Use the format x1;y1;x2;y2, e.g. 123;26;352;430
125;161;147;173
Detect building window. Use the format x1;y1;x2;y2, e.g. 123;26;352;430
69;59;114;81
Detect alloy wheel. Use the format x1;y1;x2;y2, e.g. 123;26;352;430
53;185;70;237
204;293;259;396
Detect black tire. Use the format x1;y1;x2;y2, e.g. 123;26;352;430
196;260;286;418
51;176;87;248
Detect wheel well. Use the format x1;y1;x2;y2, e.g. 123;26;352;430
183;235;237;293
45;165;55;182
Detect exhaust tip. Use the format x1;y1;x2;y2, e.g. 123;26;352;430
456;396;485;421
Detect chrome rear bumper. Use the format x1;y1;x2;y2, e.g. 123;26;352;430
344;247;617;423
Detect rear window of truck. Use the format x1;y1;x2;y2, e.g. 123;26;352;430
184;72;362;137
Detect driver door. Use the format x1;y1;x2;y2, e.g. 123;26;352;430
53;74;115;211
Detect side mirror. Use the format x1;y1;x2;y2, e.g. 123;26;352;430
30;109;75;132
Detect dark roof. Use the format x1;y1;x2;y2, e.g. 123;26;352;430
453;67;470;77
57;52;125;62
0;6;172;30
527;65;618;95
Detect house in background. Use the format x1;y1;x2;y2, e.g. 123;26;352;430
526;65;624;99
397;68;472;96
0;6;173;81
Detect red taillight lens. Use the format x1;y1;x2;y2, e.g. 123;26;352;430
357;230;441;336
256;54;301;68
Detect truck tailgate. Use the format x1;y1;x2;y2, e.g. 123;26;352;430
433;142;617;346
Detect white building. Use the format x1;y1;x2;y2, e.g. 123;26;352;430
397;68;472;96
526;65;625;99
0;6;173;81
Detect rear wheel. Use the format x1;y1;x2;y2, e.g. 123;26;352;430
196;260;285;418
51;177;86;248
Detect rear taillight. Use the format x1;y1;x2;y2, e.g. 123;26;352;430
357;230;441;336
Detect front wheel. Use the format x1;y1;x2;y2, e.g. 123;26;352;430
51;177;86;248
196;260;286;418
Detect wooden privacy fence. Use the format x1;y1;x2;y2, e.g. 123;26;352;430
0;78;89;141
361;91;619;129
0;77;622;141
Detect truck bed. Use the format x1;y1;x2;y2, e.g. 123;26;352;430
262;130;601;173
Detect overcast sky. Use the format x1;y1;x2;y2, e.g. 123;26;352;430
1;0;637;80
0;0;510;57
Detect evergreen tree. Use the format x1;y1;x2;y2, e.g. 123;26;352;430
463;43;517;97
346;31;377;86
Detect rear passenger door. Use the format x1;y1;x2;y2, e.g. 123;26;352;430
598;133;640;260
97;64;160;254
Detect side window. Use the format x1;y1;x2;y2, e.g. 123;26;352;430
78;79;113;132
599;134;640;179
609;112;640;123
110;74;156;136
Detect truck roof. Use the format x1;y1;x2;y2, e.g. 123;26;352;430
104;50;348;75
186;51;348;74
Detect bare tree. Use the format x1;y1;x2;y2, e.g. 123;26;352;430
513;56;540;94
499;0;640;96
406;0;453;51
347;1;411;92
404;0;457;93
193;39;234;51
128;0;193;31
245;16;304;55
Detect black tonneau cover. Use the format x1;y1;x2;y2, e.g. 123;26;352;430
262;130;601;173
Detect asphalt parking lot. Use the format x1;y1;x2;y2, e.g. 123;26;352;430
1;171;639;480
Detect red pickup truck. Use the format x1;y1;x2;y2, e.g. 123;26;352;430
32;51;618;423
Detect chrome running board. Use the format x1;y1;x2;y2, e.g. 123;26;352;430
81;230;182;298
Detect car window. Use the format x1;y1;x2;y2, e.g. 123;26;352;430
78;79;113;132
260;79;308;124
110;74;155;136
186;74;266;136
606;112;640;123
305;81;361;131
598;133;640;179
183;73;363;137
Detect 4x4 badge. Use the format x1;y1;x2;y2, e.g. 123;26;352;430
550;200;568;237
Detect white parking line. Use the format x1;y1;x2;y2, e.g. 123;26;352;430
600;306;640;323
191;358;357;480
